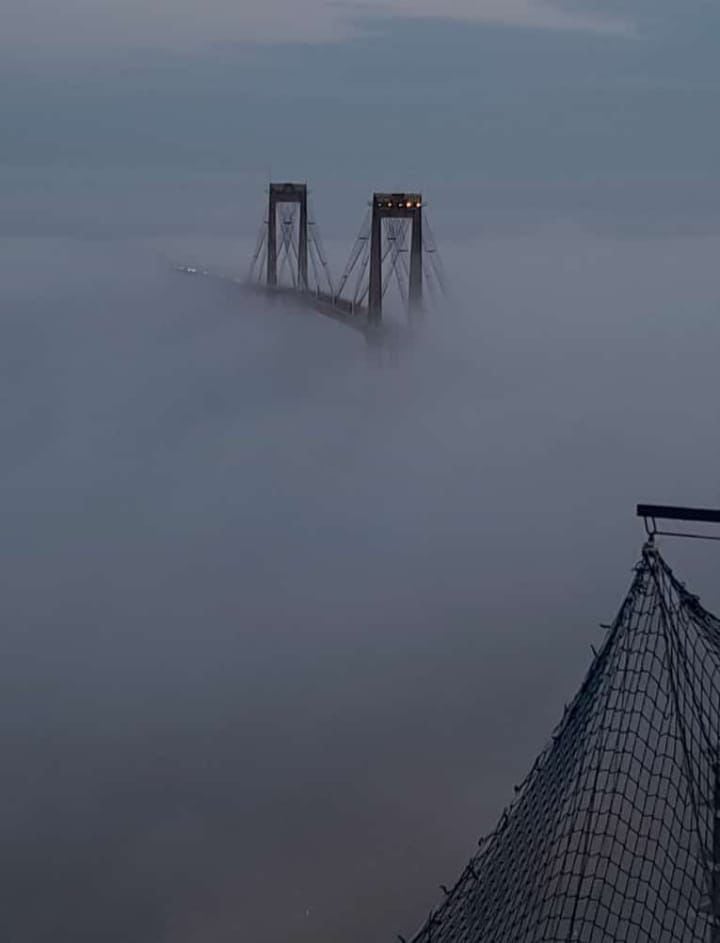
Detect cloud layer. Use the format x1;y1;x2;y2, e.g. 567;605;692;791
3;0;626;57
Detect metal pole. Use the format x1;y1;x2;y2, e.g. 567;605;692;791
637;505;720;525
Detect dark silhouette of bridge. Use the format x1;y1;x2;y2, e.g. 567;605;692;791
246;182;446;338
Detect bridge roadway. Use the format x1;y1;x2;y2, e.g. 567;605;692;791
245;283;381;338
174;266;398;344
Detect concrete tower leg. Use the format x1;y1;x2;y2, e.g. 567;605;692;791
299;192;309;291
266;190;278;287
409;207;423;314
369;203;383;325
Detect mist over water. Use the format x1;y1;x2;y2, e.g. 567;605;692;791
3;170;720;942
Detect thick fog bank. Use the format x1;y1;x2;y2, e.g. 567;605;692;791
2;213;720;942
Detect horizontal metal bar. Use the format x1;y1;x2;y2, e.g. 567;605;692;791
654;530;720;542
637;504;720;524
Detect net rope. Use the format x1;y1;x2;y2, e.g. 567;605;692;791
405;542;720;943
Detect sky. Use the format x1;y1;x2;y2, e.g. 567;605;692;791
3;2;720;942
2;0;628;53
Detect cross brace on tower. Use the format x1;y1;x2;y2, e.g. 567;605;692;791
369;193;423;323
267;182;308;290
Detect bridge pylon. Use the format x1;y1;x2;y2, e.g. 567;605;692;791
248;182;445;338
369;193;423;324
267;182;308;290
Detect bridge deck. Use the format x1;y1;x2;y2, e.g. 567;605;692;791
246;284;375;337
174;267;395;344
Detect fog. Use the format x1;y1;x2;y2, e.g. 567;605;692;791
3;174;720;941
4;5;720;942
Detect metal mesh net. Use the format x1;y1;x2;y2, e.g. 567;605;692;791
406;543;720;943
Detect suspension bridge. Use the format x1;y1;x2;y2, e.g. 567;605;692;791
173;188;720;936
245;182;447;338
398;505;720;943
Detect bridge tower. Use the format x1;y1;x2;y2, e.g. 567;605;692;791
369;193;423;324
267;183;308;290
250;183;443;336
